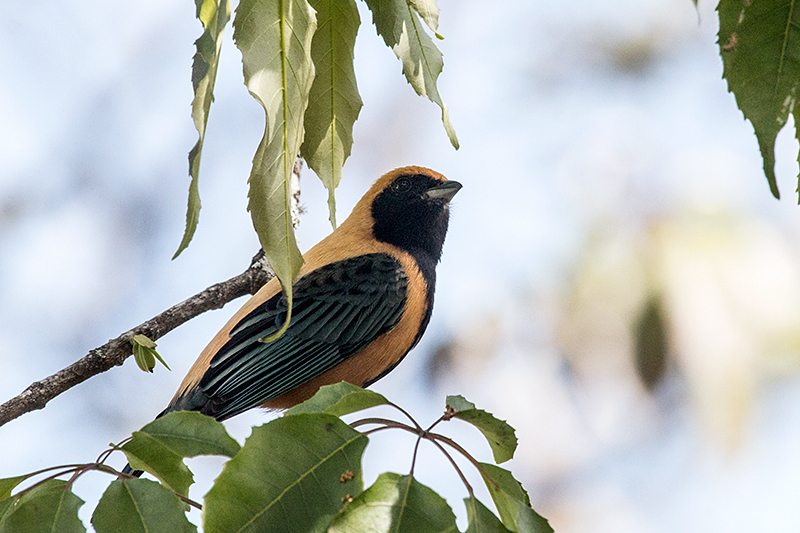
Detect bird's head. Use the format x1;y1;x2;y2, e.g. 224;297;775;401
366;166;462;262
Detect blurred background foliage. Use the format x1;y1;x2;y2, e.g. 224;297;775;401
4;0;800;531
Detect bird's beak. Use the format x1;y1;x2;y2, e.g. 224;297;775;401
424;180;462;202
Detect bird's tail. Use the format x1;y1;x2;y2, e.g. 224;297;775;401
121;463;143;477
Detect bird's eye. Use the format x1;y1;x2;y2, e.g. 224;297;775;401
392;177;412;193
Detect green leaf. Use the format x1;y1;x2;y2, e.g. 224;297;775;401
464;495;513;533
92;478;196;533
479;464;552;533
479;462;529;528
204;413;368;533
131;334;157;349
445;394;476;412
175;0;232;259
329;472;458;533
132;343;155;372
408;0;439;32
284;382;390;417
363;0;458;149
130;334;169;373
0;497;16;527
301;0;363;228
516;502;552;533
718;0;800;199
445;395;517;463
150;350;171;371
121;411;240;495
0;479;85;533
233;0;315;308
309;513;338;533
0;477;27;501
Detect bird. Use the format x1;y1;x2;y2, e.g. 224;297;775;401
123;166;460;475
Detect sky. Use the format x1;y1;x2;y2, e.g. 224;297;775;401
3;0;800;531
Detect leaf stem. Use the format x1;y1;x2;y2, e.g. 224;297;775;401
96;464;203;509
351;414;480;496
65;463;97;491
386;400;423;431
175;491;204;510
427;431;501;491
349;417;415;431
96;437;131;465
409;414;445;476
9;463;86;480
13;466;84;497
427;438;473;495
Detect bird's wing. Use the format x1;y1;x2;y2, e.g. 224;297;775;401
197;252;408;419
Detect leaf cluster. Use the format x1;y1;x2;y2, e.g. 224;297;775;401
175;0;459;324
0;384;551;533
130;334;170;373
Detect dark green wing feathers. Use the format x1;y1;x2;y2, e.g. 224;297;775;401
177;253;408;420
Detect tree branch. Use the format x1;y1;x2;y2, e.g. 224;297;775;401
0;158;305;428
0;253;274;428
